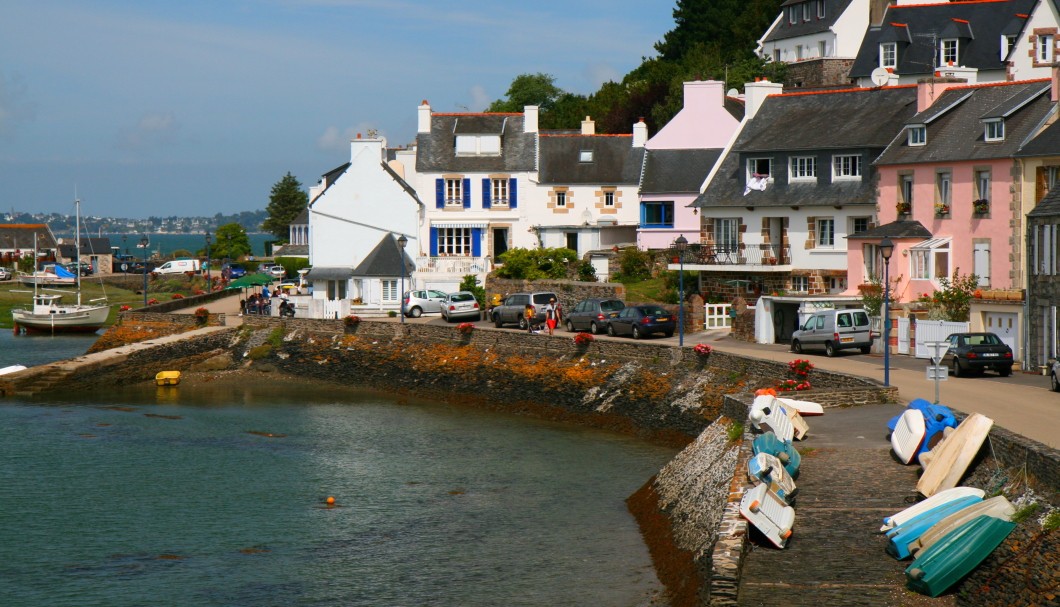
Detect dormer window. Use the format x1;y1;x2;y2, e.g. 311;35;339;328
984;119;1005;142
789;6;797;24
579;150;593;162
455;135;501;156
747;157;773;181
908;125;927;146
940;39;958;65
802;2;811;21
1001;35;1017;60
881;43;897;68
817;0;825;18
1038;34;1054;63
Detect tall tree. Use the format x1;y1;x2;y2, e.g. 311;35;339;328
486;73;564;112
262;172;308;241
213;222;252;261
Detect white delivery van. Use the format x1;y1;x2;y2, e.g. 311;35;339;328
152;259;202;276
791;308;873;357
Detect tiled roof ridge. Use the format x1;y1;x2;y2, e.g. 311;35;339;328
432;112;522;117
726;96;745;104
0;223;49;228
539;133;633;138
939;77;1050;92
775;84;917;97
890;0;1011;9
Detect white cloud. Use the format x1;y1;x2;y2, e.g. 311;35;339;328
584;63;622;90
316;123;377;153
468;85;491;112
0;71;35;136
116;112;178;150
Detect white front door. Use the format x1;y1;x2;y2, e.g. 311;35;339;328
984;311;1018;353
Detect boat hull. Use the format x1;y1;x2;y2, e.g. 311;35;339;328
12;305;110;333
905;515;1016;597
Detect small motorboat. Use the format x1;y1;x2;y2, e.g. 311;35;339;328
752;431;801;480
891;409;926;465
887;398;957;460
740;483;795;549
749;395;795;443
747;452;797;503
881;486;986;533
886;494;983;559
911;495;1015;558
155;370;181;386
0;364;28;376
917;413;994;498
905;514;1017;597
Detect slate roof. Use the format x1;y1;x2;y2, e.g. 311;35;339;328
849;0;1036;79
764;0;854;42
0;224;58;250
877;80;1052;165
351;233;415;277
1029;183;1060;217
291;208;309;225
58;237;113;258
846;219;932;240
416;113;537;173
309;162;350;203
694;86;918;208
1015;111;1060;157
640;148;723;194
537;135;645;185
725;96;746;122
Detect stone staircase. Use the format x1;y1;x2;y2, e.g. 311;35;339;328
5;365;76;398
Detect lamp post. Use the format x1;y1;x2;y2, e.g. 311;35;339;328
675;235;689;347
397;234;408;324
140;235;150;308
204;232;212;292
880;237;895;387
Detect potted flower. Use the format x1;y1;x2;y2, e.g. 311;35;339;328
171;293;185;300
787;358;815;378
456;322;475;335
896;201;911;215
147;298;159;305
933;202;950;216
776;379;812;392
972;199;990;215
343;315;361;327
693;343;713;358
194;307;209;324
573;333;595;347
119;304;132;312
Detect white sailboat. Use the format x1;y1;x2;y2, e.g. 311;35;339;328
12;198;111;334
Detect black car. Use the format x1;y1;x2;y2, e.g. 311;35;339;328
942;332;1014;377
565;297;625;334
606;305;676;339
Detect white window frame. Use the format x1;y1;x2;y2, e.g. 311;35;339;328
381;279;398;303
832;155;861;181
747;157;773;181
491;178;509;206
802;2;811;21
816;218;835;248
579;150;593;162
791;276;809;293
863;243;881;281
900;174;914;207
984;119;1004;142
817;0;825;18
437;227;472;256
455;135;501;156
976;170;991;201
789;6;797;24
937;171;952;206
940;39;958;65
909;238;951;282
1039;34;1054;63
1002;35;1017;60
715;218;739;252
445;178;463;207
908;125;926;146
881;43;897;68
790;156;817;181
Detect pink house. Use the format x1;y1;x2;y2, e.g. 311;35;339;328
847;77;1054;302
638;81;744;250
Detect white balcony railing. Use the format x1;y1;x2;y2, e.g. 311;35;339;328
415;256;491;275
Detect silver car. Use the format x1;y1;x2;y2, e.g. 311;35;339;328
440;291;481;322
0;267;11;281
402;289;447;317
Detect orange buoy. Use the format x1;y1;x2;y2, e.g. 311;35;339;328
326;496;335;506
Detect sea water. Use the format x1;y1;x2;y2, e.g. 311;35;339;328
0;378;675;606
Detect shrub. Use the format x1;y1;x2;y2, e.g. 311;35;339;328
194;307;209;318
171;293;185;300
458;275;486;307
494;247;579;280
613;247;652;281
788;359;814;377
119;304;132;312
456;322;475;335
693;343;713;357
388;310;397;318
147;298;159;305
776;379;811;392
573;333;595;346
577;261;597;282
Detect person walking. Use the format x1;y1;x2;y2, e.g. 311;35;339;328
524;303;536;334
544;298;559;336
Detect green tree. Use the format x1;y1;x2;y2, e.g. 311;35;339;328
487;73;564;112
459;275;486;307
494;247;579;280
262;172;308;241
213;223;252;261
929;269;980;322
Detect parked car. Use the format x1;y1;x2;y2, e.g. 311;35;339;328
565;297;625;334
1051;359;1060;392
942;332;1014;377
402;289;447;317
63;261;93;276
491;292;558;329
440;291;481;322
152;258;201;276
606;305;676;339
791;308;873;357
267;265;286;279
0;267;11;281
221;263;246;279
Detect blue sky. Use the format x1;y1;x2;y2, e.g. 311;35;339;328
0;1;676;219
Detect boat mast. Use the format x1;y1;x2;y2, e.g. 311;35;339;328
75;196;82;306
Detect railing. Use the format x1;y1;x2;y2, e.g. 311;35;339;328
415;256;491;275
704;303;733;329
666;244;791;266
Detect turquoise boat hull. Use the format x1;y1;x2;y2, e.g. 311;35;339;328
886;495;983;559
752;431;801;479
905;514;1016;597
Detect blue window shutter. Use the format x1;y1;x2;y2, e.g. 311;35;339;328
472;228;482;257
463;178;471;208
510;178;518;208
435;179;444;209
482;178;491;208
430;227;438;256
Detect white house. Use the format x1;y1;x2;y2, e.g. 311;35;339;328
305;135;423;318
757;0;870;64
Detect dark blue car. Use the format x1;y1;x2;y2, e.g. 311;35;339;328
222;263;246;279
606;305;676;339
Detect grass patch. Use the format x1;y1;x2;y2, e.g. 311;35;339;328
1044;509;1059;531
619;276;669;304
1012;502;1041;524
247;344;273;360
267;327;284;348
727;422;744;442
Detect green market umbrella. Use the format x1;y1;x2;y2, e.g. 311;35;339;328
226;273;274;289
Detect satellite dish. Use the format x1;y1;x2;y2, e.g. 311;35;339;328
870;67;891;87
727;88;739;97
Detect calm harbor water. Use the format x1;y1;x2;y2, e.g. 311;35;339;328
0;341;676;606
98;233;274;259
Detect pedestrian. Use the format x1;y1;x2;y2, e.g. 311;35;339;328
524;303;536;334
544;298;559;336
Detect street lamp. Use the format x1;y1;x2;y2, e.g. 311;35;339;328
140;235;150;307
880;237;895;387
397;234;408;324
204;232;212;293
675;235;689;347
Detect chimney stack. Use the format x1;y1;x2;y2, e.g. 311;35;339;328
917;76;968;112
581;116;596;135
417;100;431;134
524;105;539;133
743;79;783;120
632;118;648;148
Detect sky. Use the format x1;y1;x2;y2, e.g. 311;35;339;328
0;1;676;219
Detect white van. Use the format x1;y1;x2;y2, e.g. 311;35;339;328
791;308;873;357
152;259;202;276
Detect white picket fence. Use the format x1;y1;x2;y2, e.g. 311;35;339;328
913;319;969;359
